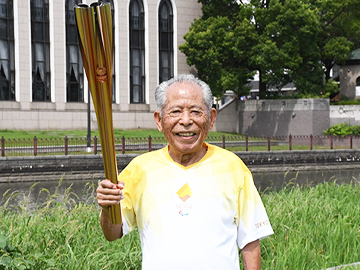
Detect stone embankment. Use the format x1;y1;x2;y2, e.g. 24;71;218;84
1;149;360;183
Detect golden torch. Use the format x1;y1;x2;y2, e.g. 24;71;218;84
74;2;121;224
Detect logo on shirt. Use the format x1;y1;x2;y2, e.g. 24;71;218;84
176;183;192;202
179;210;189;216
176;183;193;216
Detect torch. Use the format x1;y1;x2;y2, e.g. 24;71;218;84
74;2;121;224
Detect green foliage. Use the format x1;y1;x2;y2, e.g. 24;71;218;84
324;123;360;136
0;183;142;270
351;125;360;136
0;233;29;270
180;0;360;98
292;79;339;99
316;0;360;80
323;79;340;97
200;0;241;19
1;181;360;269
257;0;324;95
179;15;255;99
292;92;322;99
332;99;360;105
340;94;350;102
260;181;360;269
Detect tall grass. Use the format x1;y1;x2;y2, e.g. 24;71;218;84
260;181;360;270
0;182;142;270
1;180;359;270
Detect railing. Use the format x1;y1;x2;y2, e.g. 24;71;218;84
1;134;360;157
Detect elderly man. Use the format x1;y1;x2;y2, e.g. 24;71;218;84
96;74;273;270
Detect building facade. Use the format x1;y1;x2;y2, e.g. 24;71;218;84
0;0;202;130
339;48;360;101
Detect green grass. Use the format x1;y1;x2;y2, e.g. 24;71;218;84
0;129;162;139
0;129;238;139
2;129;358;154
260;181;360;269
1;180;359;269
0;181;142;270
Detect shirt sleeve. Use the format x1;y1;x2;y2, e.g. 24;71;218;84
119;162;137;237
236;169;274;249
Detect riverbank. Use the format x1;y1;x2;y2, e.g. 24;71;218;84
1;149;360;183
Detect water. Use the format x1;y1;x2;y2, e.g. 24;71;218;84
0;179;99;210
252;168;360;191
1;168;359;208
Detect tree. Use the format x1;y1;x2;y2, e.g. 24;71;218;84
179;0;360;99
250;0;323;96
179;2;257;99
312;0;360;81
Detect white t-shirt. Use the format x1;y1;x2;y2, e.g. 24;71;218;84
120;143;274;270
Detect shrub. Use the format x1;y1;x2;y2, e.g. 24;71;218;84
351;125;360;135
324;123;360;136
324;123;351;136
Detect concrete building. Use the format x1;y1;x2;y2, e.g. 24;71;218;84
0;0;202;130
339;48;360;101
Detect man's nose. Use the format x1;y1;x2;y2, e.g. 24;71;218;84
179;111;193;126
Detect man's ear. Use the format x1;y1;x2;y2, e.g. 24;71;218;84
154;110;163;132
209;108;217;130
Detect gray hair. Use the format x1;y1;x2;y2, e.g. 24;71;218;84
155;74;213;116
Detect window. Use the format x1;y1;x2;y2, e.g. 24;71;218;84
66;0;84;102
31;0;50;102
129;0;145;104
356;76;360;97
100;0;115;103
356;76;360;87
0;0;15;101
158;0;173;83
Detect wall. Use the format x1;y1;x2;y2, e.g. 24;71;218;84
330;105;360;126
213;99;238;133
215;99;330;136
339;64;360;100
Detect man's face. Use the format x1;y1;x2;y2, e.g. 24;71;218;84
154;82;217;160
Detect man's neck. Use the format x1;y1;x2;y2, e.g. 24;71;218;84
169;145;208;167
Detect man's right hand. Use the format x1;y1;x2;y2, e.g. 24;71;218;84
96;179;125;210
96;179;124;241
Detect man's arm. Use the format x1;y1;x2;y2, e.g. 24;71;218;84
97;180;124;241
241;239;261;270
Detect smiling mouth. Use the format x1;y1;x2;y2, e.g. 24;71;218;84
177;132;196;137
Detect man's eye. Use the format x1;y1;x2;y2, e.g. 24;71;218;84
170;110;181;116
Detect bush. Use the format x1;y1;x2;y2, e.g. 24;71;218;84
351;125;360;135
324;123;360;136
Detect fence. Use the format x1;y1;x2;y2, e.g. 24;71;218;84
1;135;360;157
